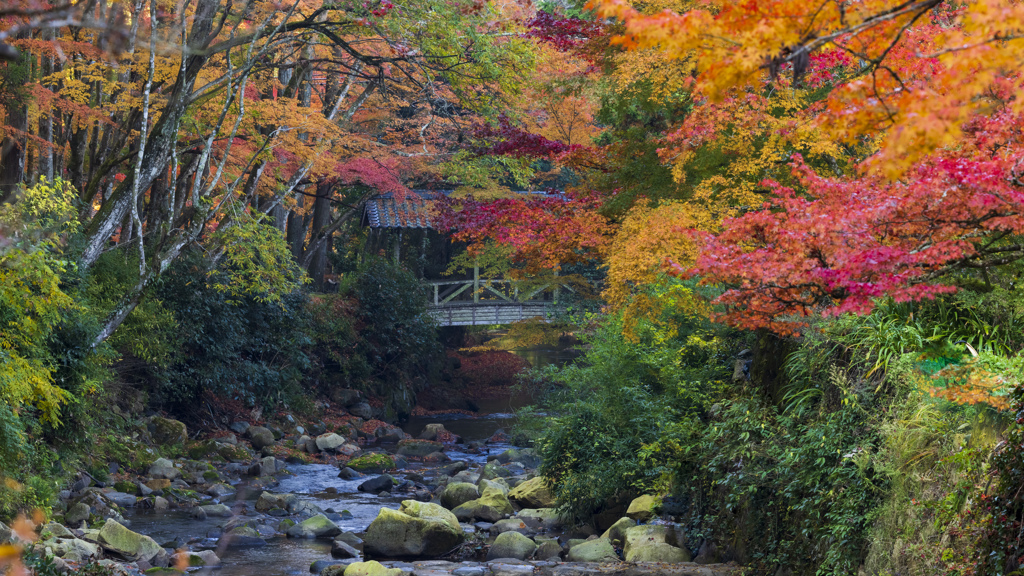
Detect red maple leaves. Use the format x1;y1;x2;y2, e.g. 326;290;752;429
685;141;1024;334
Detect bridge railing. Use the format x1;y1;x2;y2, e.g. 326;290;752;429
425;278;572;306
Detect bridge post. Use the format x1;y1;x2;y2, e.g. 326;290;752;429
473;258;480;304
553;264;560;304
434;283;438;305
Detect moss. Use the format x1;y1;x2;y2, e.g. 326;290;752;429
203;470;219;482
186;440;218;460
265;444;314;464
347;453;396;473
113;481;137;494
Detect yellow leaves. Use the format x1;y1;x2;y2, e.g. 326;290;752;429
604;200;707;309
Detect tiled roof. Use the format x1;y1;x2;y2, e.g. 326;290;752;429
362;190;562;229
362;190;446;229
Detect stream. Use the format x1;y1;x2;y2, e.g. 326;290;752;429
119;348;575;576
123;421;519;576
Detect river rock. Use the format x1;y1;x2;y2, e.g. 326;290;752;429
225;526;268;547
479;462;513;481
396;439;444;458
347;454;395;474
97;519;162;563
287;514;342;539
600;517;635;545
567;538;618;562
436;461;468;477
147;416;188;446
336;532;363;547
256;491;298;513
622;524;690;563
65;502;91;525
206;483;236;498
41;522;72;539
247;426;276;449
339;443;362;458
363;501;463;558
419;424;447;441
147;458;180;480
331;539;360;559
60;538;100;562
349;402;374;420
338;467;362;480
342;560;403;576
508;477;554;509
172;550;220;567
515;508;561;531
317;433;347;452
493;519;534;536
453;484;513;523
358;474;394;494
201;504;233;517
486;531;536;561
440;482;479;509
625;495;661;522
533;537;562;561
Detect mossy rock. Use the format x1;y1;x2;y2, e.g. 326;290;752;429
343;561;404;576
347;453;396;473
203;470;220;482
626;495;661;522
186;440;219;460
266;444;314;464
508;476;554;509
113;481;137;495
217;443;251;462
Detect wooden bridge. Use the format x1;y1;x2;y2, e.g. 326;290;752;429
426;278;570;326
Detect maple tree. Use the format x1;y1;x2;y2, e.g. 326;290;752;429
583;0;1024;334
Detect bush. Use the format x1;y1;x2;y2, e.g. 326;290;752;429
535;277;732;525
145;251;312;410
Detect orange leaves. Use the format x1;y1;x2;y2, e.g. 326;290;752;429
590;0;1024;178
603;199;704;309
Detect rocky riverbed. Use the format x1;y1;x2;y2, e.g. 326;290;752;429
1;412;738;576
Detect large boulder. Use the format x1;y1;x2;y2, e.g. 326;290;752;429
508;477;554;509
625;494;661;522
419;423;447;441
440;482;479;510
97;519;163;563
363;501;463;558
147;417;188;446
396;439;443;458
622;524;691;563
247;426;276;449
287;514;342;539
600;517;636;546
316;433;347;452
567;538;618;562
486;531;537;561
453;484;513;522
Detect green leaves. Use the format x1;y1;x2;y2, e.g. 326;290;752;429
211;212;309;306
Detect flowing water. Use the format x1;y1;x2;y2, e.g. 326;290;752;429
123;432;519;576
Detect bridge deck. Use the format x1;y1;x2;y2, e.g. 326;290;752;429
428;302;553;326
